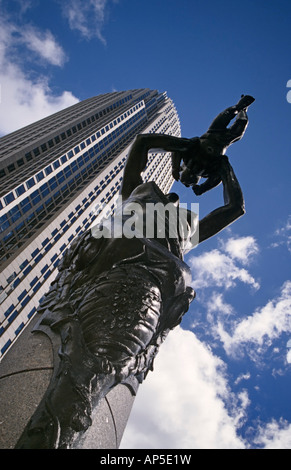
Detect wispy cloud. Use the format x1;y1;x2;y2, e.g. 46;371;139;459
62;0;116;44
234;372;251;385
189;235;291;366
0;11;67;67
254;418;291;449
189;236;260;291
0;12;78;135
8;0;34;15
206;292;234;316
216;281;291;358
203;292;234;331
220;236;259;265
271;215;291;253
21;26;68;66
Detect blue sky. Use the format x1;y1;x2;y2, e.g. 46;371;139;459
0;0;291;449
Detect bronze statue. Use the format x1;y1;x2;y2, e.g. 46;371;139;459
172;94;255;195
16;96;253;449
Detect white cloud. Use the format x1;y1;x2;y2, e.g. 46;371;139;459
203;292;234;332
120;327;247;449
234;372;251;385
62;0;115;44
216;281;291;357
254;418;291;449
0;12;67;66
8;0;34;15
285;338;291;363
0;15;79;135
21;27;68;66
221;236;259;265
271;215;291;253
206;292;234;317
190;246;260;291
190;237;291;362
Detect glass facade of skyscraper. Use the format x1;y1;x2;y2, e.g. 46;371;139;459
0;89;181;359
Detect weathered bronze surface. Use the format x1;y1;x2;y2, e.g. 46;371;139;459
172;94;255;194
16;96;253;448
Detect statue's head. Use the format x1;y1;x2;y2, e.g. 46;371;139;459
179;161;201;187
177;137;204;187
165;192;180;206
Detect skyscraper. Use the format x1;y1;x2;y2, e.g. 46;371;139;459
0;89;181;359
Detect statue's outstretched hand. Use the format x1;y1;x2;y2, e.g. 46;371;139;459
172;168;180;181
191;155;230;196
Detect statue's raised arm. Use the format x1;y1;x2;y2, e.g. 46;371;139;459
120;133;192;200
198;155;245;243
121;129;246;245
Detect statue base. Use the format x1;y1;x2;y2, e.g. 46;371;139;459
0;315;137;449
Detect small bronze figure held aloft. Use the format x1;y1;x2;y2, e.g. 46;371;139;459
171;94;255;195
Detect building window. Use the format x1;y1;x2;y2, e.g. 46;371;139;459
15;185;25;197
49;176;57;190
31;248;39;257
18;289;27;302
27;178;35;189
4;304;15;318
20;197;32;213
7;163;16;173
4;192;15;205
36;171;44;182
40;183;49;197
15;221;25;235
33;282;41;293
9;206;21;222
41;264;48;274
31;189;41;205
0;214;10;232
64;166;72;177
57;173;65;184
15;323;24;336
